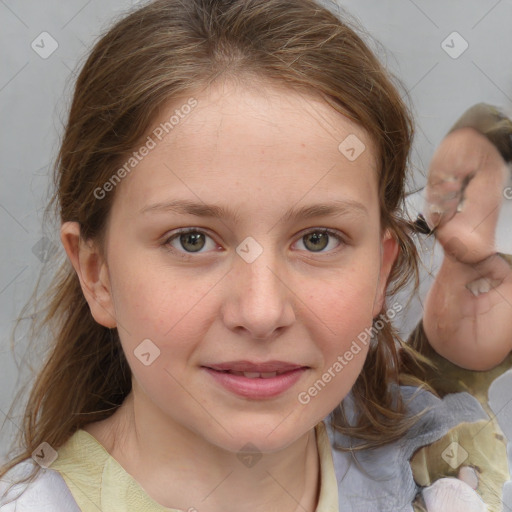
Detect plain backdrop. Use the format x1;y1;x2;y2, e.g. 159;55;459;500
1;0;512;462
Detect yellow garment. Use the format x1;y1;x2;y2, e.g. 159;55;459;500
50;422;338;512
407;321;511;511
410;420;509;512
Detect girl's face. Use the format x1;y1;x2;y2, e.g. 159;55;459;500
84;80;397;453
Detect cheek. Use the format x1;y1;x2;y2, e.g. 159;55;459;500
110;266;216;403
295;260;380;397
107;254;219;360
313;285;375;377
303;259;381;338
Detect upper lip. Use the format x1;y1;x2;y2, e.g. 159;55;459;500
204;361;307;373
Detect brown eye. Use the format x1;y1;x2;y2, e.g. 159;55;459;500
179;232;205;252
164;229;216;254
296;229;344;253
303;232;329;252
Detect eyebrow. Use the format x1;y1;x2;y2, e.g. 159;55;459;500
140;198;368;222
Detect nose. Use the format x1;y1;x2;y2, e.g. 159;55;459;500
220;246;296;340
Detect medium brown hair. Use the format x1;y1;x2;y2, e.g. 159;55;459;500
2;0;433;489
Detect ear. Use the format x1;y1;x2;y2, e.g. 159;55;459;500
372;229;399;317
60;221;117;328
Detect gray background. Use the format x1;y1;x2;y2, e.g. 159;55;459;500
1;0;512;463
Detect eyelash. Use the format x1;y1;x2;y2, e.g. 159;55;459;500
162;227;346;257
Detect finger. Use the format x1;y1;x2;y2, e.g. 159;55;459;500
424;172;473;230
457;466;479;489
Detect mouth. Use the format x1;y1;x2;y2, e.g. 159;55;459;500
201;361;309;399
207;369;298;378
204;361;307;375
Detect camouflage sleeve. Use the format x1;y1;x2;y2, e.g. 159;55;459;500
448;103;512;163
406;320;512;511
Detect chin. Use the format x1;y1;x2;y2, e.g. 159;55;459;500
205;415;316;455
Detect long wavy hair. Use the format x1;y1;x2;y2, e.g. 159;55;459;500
1;0;434;489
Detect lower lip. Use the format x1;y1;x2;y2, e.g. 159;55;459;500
203;367;307;399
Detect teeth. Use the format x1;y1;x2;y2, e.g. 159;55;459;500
214;368;290;378
226;371;279;378
243;371;278;378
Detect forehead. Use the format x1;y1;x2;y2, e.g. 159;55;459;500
112;79;380;220
168;78;376;164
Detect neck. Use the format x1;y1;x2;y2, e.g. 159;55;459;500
85;390;321;512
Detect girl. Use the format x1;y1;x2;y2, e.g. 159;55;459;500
0;0;510;510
